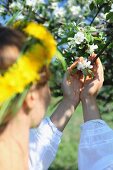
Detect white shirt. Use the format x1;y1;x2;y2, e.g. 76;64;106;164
78;119;113;170
29;117;62;170
29;118;113;170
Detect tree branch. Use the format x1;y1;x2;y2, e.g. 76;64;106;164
90;3;108;26
91;36;113;64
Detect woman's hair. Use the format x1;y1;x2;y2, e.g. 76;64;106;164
0;26;25;50
0;26;50;126
0;26;49;86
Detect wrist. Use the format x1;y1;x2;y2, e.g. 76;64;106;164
63;96;79;108
81;95;97;108
50;97;78;132
81;94;96;103
81;96;101;122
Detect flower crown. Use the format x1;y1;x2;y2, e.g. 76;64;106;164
0;21;56;124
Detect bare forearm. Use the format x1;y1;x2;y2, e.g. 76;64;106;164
81;96;101;122
50;98;78;132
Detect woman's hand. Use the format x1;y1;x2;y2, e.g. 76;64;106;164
80;54;104;99
62;70;83;107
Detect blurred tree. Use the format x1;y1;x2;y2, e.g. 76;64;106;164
0;0;113;113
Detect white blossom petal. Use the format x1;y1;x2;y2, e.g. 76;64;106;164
53;7;65;18
87;44;98;54
77;58;93;70
70;6;81;16
74;32;85;44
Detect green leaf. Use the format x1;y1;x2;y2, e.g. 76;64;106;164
55;50;67;71
87;69;94;78
95;0;103;5
90;27;97;32
82;69;88;78
71;68;77;75
0;95;16;125
12;85;31;115
104;5;111;13
6;11;21;26
85;32;94;43
106;12;113;22
89;2;95;11
58;38;67;46
0;85;31;125
94;37;102;41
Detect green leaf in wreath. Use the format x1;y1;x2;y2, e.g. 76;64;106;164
55;50;67;71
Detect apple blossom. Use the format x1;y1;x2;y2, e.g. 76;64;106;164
58;28;64;36
16;14;25;20
53;7;65;18
87;44;98;54
77;58;93;71
50;2;58;9
0;6;5;13
74;32;85;44
70;6;81;16
26;0;37;7
68;32;85;45
38;0;45;4
9;1;22;10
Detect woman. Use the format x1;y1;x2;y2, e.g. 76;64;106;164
0;23;82;170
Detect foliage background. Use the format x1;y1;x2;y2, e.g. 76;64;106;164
0;0;113;169
0;0;113;111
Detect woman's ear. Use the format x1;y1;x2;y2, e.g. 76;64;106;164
23;90;38;111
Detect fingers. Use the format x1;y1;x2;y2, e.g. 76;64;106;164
63;70;74;86
96;58;104;83
89;53;104;82
87;57;104;90
67;57;84;72
79;71;84;83
65;69;78;82
89;53;97;60
93;57;104;81
64;68;84;86
89;53;103;77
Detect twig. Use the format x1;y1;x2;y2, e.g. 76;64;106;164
91;36;113;64
90;3;107;26
90;10;100;26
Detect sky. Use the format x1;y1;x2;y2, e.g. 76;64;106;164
0;16;9;25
